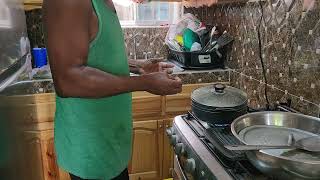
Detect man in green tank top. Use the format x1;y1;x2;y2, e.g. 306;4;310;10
43;0;182;179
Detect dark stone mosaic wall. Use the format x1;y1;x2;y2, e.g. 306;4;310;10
186;0;320;116
25;9;45;48
123;27;169;60
25;9;169;60
25;1;320;117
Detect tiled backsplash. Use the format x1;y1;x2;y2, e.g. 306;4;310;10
25;9;169;60
25;9;45;48
25;2;320;116
185;0;320;116
124;27;169;60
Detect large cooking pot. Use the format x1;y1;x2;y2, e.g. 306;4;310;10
191;84;248;124
231;111;320;179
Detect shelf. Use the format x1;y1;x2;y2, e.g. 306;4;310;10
24;0;42;10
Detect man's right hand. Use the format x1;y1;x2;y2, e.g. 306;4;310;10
143;72;182;95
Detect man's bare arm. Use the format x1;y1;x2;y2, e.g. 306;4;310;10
43;0;181;98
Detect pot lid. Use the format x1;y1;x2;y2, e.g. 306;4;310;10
191;84;248;108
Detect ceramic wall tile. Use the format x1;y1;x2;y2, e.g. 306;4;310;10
25;9;45;48
186;0;320;116
123;27;169;60
177;70;230;84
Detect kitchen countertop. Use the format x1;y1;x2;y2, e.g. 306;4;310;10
130;61;231;84
15;63;231;95
1;65;231;96
130;68;230;76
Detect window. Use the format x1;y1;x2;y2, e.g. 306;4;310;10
114;1;182;26
0;0;12;28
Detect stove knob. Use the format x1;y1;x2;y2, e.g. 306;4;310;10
170;135;178;146
174;143;185;155
166;127;175;136
185;158;196;174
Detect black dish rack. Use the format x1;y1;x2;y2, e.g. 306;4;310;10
168;48;227;70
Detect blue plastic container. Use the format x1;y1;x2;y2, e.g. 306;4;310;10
32;48;47;68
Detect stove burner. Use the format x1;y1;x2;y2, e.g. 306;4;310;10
185;112;245;160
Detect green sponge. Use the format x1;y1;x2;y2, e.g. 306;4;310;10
183;28;199;51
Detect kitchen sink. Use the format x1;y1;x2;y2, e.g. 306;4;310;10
0;79;55;96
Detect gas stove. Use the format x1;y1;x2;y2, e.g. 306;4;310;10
167;105;296;180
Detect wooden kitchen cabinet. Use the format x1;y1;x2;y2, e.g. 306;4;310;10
18;130;70;180
132;91;163;120
24;0;42;10
5;83;213;180
129;119;175;180
129;120;163;180
162;119;174;179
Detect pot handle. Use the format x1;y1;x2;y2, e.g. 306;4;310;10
214;84;226;93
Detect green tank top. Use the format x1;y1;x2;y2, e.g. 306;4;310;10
54;0;132;179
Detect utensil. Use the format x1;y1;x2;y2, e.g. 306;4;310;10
191;83;248;125
206;32;234;52
202;40;217;52
231;111;320;179
201;27;216;52
207;32;234;58
198;29;209;48
209;26;216;43
225;136;320;152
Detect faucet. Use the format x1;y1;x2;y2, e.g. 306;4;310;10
143;52;152;60
133;37;137;60
131;33;141;60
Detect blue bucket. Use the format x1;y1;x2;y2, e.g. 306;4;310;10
32;48;48;68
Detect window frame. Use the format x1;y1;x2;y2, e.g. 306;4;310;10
0;2;12;29
115;2;183;27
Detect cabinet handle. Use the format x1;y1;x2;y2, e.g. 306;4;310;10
48;171;56;177
46;152;53;158
159;125;163;128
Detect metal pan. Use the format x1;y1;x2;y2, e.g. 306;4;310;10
231;111;320;179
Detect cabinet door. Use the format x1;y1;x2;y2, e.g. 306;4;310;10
43;136;60;179
21;130;70;180
129;120;163;180
19;133;45;180
19;130;57;180
132;92;163;120
162;119;174;179
43;135;70;180
24;0;43;10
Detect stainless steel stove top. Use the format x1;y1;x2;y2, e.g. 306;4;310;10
171;115;234;180
168;105;297;180
170;109;307;180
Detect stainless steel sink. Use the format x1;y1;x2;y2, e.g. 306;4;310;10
0;79;55;96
